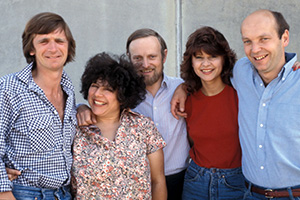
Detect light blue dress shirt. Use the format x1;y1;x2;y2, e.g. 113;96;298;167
133;74;190;176
231;53;299;188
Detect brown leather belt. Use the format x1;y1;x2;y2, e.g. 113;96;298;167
246;182;300;198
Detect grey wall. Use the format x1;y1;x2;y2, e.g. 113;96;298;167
1;0;299;104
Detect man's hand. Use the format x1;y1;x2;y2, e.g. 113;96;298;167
292;61;300;71
5;168;21;181
76;104;96;126
170;83;188;120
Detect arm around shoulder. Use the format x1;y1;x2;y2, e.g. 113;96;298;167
76;104;97;126
170;83;188;119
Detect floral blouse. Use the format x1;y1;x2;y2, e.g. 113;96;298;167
71;109;166;200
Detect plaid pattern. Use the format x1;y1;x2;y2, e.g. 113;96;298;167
0;63;77;192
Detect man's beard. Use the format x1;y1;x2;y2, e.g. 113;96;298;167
144;69;163;86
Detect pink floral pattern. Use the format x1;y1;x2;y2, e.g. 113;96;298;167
71;109;166;199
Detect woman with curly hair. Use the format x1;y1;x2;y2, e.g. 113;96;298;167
71;52;167;199
180;27;245;199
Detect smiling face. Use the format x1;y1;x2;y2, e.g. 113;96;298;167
88;80;120;120
192;51;224;85
128;36;167;87
30;28;68;72
241;10;289;84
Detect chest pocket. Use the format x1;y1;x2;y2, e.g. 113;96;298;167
27;115;55;153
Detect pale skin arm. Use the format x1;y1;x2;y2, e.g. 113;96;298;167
0;169;20;199
170;83;188;120
0;191;16;200
76;104;96;126
147;149;167;200
5;168;21;181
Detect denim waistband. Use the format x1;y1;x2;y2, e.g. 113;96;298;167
13;184;70;193
189;159;242;176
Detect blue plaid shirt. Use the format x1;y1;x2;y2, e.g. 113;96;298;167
0;62;77;191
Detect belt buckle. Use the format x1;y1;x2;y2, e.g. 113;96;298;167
265;189;274;199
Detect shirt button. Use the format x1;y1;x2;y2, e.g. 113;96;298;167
54;110;58;115
260;124;264;127
154;106;157;110
260;166;264;170
156;123;159;126
282;77;285;81
260;83;263;87
262;103;266;107
259;145;263;148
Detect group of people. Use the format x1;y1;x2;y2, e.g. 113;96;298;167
0;8;299;200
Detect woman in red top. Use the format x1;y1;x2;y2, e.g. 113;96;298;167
180;26;245;200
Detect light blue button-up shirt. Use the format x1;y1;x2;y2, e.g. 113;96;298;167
232;53;299;188
133;74;190;176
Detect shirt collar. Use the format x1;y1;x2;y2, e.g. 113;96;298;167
161;73;169;88
250;52;297;83
280;52;297;81
80;108;139;137
120;108;139;119
16;62;74;92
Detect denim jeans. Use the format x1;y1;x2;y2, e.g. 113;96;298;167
182;160;246;200
244;181;300;200
12;184;71;200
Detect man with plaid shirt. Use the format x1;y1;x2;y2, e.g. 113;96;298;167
0;12;77;200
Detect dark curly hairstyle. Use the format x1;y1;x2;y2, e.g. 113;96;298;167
181;26;237;94
80;52;146;110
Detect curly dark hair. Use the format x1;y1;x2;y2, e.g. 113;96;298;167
80;52;146;110
181;26;237;94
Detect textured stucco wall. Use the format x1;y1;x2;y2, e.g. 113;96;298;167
1;0;299;103
181;0;300;61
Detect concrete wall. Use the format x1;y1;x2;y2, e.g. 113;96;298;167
1;0;299;104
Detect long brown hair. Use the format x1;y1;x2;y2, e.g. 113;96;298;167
181;26;236;94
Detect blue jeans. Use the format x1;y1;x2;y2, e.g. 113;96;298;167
182;160;246;200
12;184;71;200
244;181;300;200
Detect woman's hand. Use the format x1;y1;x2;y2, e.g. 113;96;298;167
170;83;188;120
292;61;300;71
76;104;97;126
6;168;21;181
